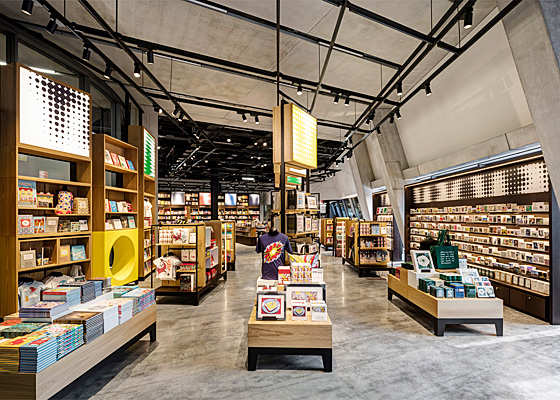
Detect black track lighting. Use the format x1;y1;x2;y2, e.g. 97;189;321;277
464;6;473;29
21;0;34;15
178;112;184;122
335;161;339;168
242;114;248;122
344;96;350;106
82;46;91;61
227;138;231;142
396;82;403;96
255;116;260;124
153;105;162;114
341;156;345;164
377;127;381;136
389;114;394;124
46;16;58;35
103;64;112;79
396;109;402;120
334;93;340;104
425;82;432;96
172;104;180;117
347;149;353;159
297;84;303;95
133;63;141;78
366;111;375;125
147;49;154;64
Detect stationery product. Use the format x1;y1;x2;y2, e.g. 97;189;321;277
42;287;81;308
71;221;80;232
60;281;97;303
35;323;84;359
110;152;120;166
18;180;37;207
54;190;73;215
59;245;71;263
110;201;118;212
103;299;134;324
310;300;328;322
112;219;123;229
105;199;110;212
71;245;86;261
256;292;286;320
19;335;58;373
120;216;129;229
33;216;45;234
122;289;156;314
75;303;119;333
411;250;436;272
73;197;89;214
20;250;36;269
79;219;88;231
291;300;307;321
118;155;128;169
54;312;104;344
45;217;59;233
0;323;49;339
104;149;112;164
180;274;195;292
127;160;135;170
58;219;71;233
127;216;136;228
37;192;54;208
18;215;34;235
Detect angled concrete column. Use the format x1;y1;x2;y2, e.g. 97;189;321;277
348;133;375;220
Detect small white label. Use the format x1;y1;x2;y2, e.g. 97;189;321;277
48;220;57;226
23;254;33;260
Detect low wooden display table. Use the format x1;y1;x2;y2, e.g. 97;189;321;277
247;306;332;372
0;305;156;400
388;272;503;336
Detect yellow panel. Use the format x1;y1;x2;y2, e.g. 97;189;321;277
92;229;138;285
291;104;317;169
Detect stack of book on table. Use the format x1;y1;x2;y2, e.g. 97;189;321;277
42;287;81;308
55;312;104;344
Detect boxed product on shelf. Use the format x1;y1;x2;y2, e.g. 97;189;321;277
37;192;54;208
73;198;90;214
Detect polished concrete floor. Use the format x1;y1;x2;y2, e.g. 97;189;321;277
57;244;560;400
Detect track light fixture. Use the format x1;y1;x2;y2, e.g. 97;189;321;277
133;63;141;78
263;142;267;147
464;6;474;29
177;112;184;122
366;111;375;125
344;96;350;106
335;161;339;168
205;159;208;163
103;64;112;79
389;114;394;124
46;16;58;35
425;82;432;96
347;149;353;159
172;104;180;117
396;109;402;120
21;0;34;15
255;116;260;124
297;84;303;95
82;46;91;61
334;93;340;104
147;49;154;64
242;114;247;122
396;82;403;96
377;127;381;136
226;138;231;142
341;156;345;163
254;141;258;146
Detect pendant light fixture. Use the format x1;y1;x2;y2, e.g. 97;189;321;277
464;6;474;29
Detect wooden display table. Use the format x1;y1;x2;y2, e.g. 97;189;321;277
0;305;156;400
388;272;503;336
247;306;332;372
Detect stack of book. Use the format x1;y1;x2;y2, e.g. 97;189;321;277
19;301;70;322
0;334;45;372
89;277;111;291
0;323;48;339
112;285;138;298
104;298;134;324
88;280;103;297
42;287;82;308
122;289;155;314
19;335;58;373
76;303;119;333
37;324;84;359
61;281;97;303
55;312;104;344
0;319;22;335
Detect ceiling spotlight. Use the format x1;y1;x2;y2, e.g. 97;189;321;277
205;159;208;163
158;108;163;114
335;162;339;168
21;0;34;15
263;163;267;167
133;63;141;78
396;109;402;120
464;6;473;29
172;105;180;117
177;112;184;122
254;141;258;146
425;82;432;96
255;116;260;124
103;64;112;79
334;93;340;104
258;157;261;160
389;114;394;124
297;84;303;95
396;82;403;96
82;46;91;61
347;150;353;159
242;114;247;122
344;96;350;106
263;142;267;147
227;138;231;142
46;16;58;35
147;49;154;64
377;127;381;136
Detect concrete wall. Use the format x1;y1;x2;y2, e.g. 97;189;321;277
311;160;356;200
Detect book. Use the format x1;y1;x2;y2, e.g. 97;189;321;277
18;180;37;207
104;149;112;164
104;199;110;212
70;221;80;232
105;221;113;230
20;250;36;269
127;160;135;170
112;219;123;229
79;220;88;231
45;217;58;233
118;155;128;169
117;201;127;212
120;216;129;229
71;245;86;261
18;215;34;235
110;201;118;212
59;245;71;263
33;216;45;234
127;216;136;229
110;152;120;166
58;219;71;233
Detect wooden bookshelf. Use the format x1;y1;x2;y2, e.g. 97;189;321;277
222;220;236;270
0;63;93;318
342;221;390;276
129;126;157;280
320;218;333;249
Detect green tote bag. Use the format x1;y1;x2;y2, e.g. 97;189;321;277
430;229;459;270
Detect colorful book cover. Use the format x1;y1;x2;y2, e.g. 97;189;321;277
127;160;135;170
104;199;110;212
112;219;123;230
71;221;80;232
118;155;128;169
59;245;71;263
79;219;88;231
18;215;34;235
18;180;37;207
104;149;112;164
71;245;86;261
110;152;120;166
127;216;136;229
58;219;71;233
45;217;58;233
120;216;129;229
110;201;118;212
33;216;45;234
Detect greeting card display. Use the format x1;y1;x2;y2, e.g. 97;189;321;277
284;282;326;308
411;250;436;273
256;292;286;320
291;300;307;321
104;149;112;164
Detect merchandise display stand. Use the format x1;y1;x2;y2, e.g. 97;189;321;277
0;305;156;400
247;307;332;372
0;63;93;318
333;217;349;257
236;220;258;246
222;221;236;271
388;271;503;336
343;221;390;277
151;222;226;305
129;126;157;280
320;218;334;250
372;191;403;262
91;134;139;286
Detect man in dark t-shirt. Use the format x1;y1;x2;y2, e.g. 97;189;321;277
255;229;292;280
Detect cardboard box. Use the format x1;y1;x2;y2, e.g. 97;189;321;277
449;283;465;298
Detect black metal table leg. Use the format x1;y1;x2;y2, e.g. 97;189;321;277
495;320;504;336
247;348;258;371
435;320;446;336
322;349;332;372
149;323;157;342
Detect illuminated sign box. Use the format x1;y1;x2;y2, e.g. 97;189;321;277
273;103;317;169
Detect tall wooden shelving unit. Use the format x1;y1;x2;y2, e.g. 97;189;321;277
0;63;93;318
91;134;139;285
129;126;157;280
333;217;349;257
320;218;334;250
343;221;389;277
372;191;403;262
222;220;236;270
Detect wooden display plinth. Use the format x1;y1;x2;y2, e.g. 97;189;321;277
0;305;156;400
388;273;503;336
237;234;257;246
247;306;332;372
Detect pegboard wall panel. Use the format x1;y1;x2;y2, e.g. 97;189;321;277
412;160;549;204
19;67;90;157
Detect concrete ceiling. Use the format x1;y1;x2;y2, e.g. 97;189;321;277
0;0;498;143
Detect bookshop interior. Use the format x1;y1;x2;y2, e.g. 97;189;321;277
1;0;560;399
